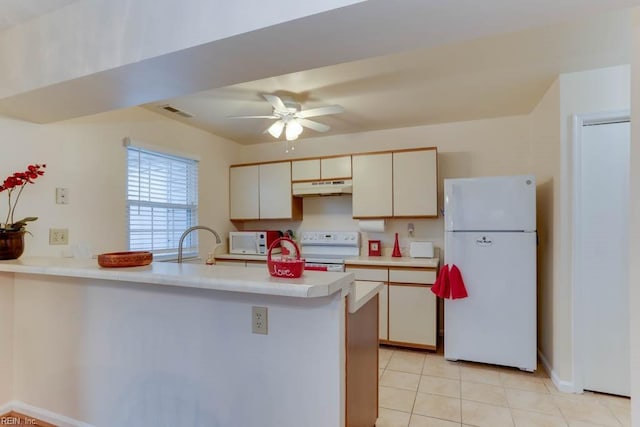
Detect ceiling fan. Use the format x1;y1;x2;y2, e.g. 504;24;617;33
230;94;344;141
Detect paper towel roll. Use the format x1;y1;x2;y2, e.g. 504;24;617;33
358;220;386;233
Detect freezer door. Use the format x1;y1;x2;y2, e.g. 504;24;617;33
444;175;536;231
444;231;536;371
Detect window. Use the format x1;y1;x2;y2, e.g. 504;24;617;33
126;144;199;260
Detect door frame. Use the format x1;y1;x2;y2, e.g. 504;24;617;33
571;109;630;393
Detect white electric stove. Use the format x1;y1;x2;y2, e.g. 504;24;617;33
299;231;360;272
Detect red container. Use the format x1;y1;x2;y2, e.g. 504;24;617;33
267;237;305;278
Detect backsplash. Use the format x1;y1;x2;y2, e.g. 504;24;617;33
233;196;444;258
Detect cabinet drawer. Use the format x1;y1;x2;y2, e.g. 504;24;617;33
346;267;388;282
389;268;436;284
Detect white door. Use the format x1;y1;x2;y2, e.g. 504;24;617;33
578;120;630;396
444;231;537;371
444;175;536;231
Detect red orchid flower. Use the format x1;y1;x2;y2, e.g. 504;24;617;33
1;163;47;231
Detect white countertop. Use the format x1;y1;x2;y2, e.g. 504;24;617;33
345;256;439;269
0;257;354;299
349;280;384;313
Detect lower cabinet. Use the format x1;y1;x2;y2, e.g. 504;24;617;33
347;265;437;350
388;284;436;348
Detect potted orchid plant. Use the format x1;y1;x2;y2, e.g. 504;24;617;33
0;164;46;260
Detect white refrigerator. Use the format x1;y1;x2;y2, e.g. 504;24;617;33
444;175;537;371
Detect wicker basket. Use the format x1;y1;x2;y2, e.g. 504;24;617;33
267;237;305;278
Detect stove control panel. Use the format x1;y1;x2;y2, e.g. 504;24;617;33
300;231;360;247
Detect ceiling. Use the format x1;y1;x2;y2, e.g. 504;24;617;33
0;1;635;143
143;8;631;145
0;0;79;32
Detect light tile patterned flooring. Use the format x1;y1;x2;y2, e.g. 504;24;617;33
376;346;631;427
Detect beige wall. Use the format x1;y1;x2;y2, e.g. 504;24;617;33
0;273;14;404
529;78;561;382
630;8;640;426
0;107;240;258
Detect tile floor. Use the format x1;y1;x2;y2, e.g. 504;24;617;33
376;346;631;427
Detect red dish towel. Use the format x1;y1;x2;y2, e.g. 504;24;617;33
449;264;468;299
431;264;468;299
431;264;450;298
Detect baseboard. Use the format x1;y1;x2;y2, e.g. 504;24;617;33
537;349;577;393
3;401;94;427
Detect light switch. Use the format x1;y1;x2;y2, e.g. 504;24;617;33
56;187;69;205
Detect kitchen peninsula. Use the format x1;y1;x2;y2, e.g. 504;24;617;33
0;258;381;427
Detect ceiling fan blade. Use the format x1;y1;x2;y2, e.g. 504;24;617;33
227;115;278;119
262;94;288;112
297;105;344;118
298;118;330;132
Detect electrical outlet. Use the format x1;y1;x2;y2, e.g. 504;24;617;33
252;306;268;335
49;228;69;245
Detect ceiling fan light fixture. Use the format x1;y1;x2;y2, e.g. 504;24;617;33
267;120;285;138
285;119;303;141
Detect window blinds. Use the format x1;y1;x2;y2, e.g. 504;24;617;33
127;145;199;257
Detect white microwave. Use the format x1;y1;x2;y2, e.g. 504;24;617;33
229;231;281;255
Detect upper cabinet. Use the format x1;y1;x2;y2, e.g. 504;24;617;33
230;147;436;221
393;148;438;217
259;162;295;219
352;153;393;218
321;156;352;180
230;162;302;221
352;148;438;219
292;159;320;181
291;155;352;182
229;165;260;220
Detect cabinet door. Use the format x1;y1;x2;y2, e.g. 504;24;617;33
229;165;259;220
352;153;393;218
292;159;320;181
388;284;436;347
321;156;351;179
393;149;438;217
259;162;292;219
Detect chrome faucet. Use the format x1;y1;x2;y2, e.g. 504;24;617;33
177;226;222;264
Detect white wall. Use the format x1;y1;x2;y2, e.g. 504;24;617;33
238;114;533;253
630;8;640;426
0;107;239;258
12;274;344;427
0;273;14;405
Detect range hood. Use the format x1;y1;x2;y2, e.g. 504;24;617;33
292;179;353;197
